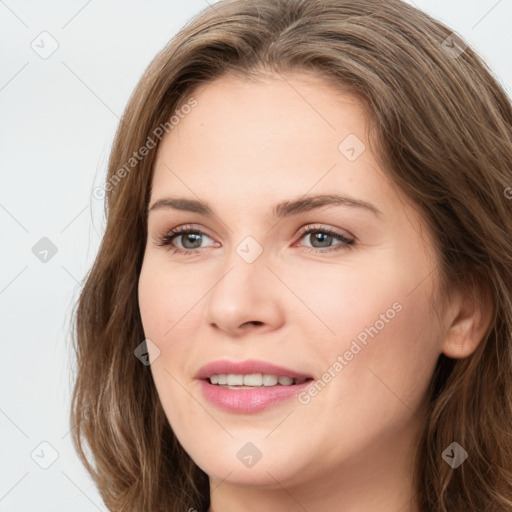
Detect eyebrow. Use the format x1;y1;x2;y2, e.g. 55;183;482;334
148;193;382;218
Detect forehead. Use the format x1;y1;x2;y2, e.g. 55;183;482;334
147;73;439;269
151;72;393;205
165;71;369;156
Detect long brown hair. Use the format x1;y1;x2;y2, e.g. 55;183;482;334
69;0;512;510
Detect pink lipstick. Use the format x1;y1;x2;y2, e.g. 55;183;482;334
195;359;314;413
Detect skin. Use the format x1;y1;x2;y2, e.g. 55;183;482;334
137;71;491;512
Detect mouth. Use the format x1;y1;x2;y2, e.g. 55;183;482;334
195;359;315;413
206;373;313;388
195;358;314;383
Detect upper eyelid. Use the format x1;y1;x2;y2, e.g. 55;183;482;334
167;223;348;234
165;223;354;244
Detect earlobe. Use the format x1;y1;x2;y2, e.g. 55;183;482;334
441;279;494;359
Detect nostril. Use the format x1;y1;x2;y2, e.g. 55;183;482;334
242;321;262;327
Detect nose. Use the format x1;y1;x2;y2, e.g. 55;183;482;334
205;255;285;337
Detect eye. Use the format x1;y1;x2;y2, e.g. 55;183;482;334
155;223;355;256
295;224;355;254
155;224;217;255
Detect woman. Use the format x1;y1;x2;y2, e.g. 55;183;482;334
69;0;512;510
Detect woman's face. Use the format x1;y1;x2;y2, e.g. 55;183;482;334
138;72;447;493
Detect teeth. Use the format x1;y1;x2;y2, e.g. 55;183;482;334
244;373;263;386
227;374;244;385
208;374;308;387
262;374;277;386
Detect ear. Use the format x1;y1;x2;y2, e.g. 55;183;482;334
441;277;494;359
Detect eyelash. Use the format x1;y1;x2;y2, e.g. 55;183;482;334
155;224;355;256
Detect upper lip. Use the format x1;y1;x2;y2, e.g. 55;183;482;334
195;359;314;380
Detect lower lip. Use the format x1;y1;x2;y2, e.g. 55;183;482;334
198;379;313;413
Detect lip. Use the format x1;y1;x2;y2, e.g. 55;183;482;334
195;359;314;380
195;359;314;414
198;379;313;413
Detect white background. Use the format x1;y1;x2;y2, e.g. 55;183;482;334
1;1;511;510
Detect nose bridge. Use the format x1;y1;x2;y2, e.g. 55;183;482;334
211;235;267;307
205;233;282;332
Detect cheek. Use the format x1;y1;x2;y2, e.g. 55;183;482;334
326;279;440;426
137;257;207;408
269;258;403;347
371;285;442;392
138;260;201;426
292;254;440;416
138;258;200;339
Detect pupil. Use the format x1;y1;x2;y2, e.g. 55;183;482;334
312;232;331;248
183;233;202;249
